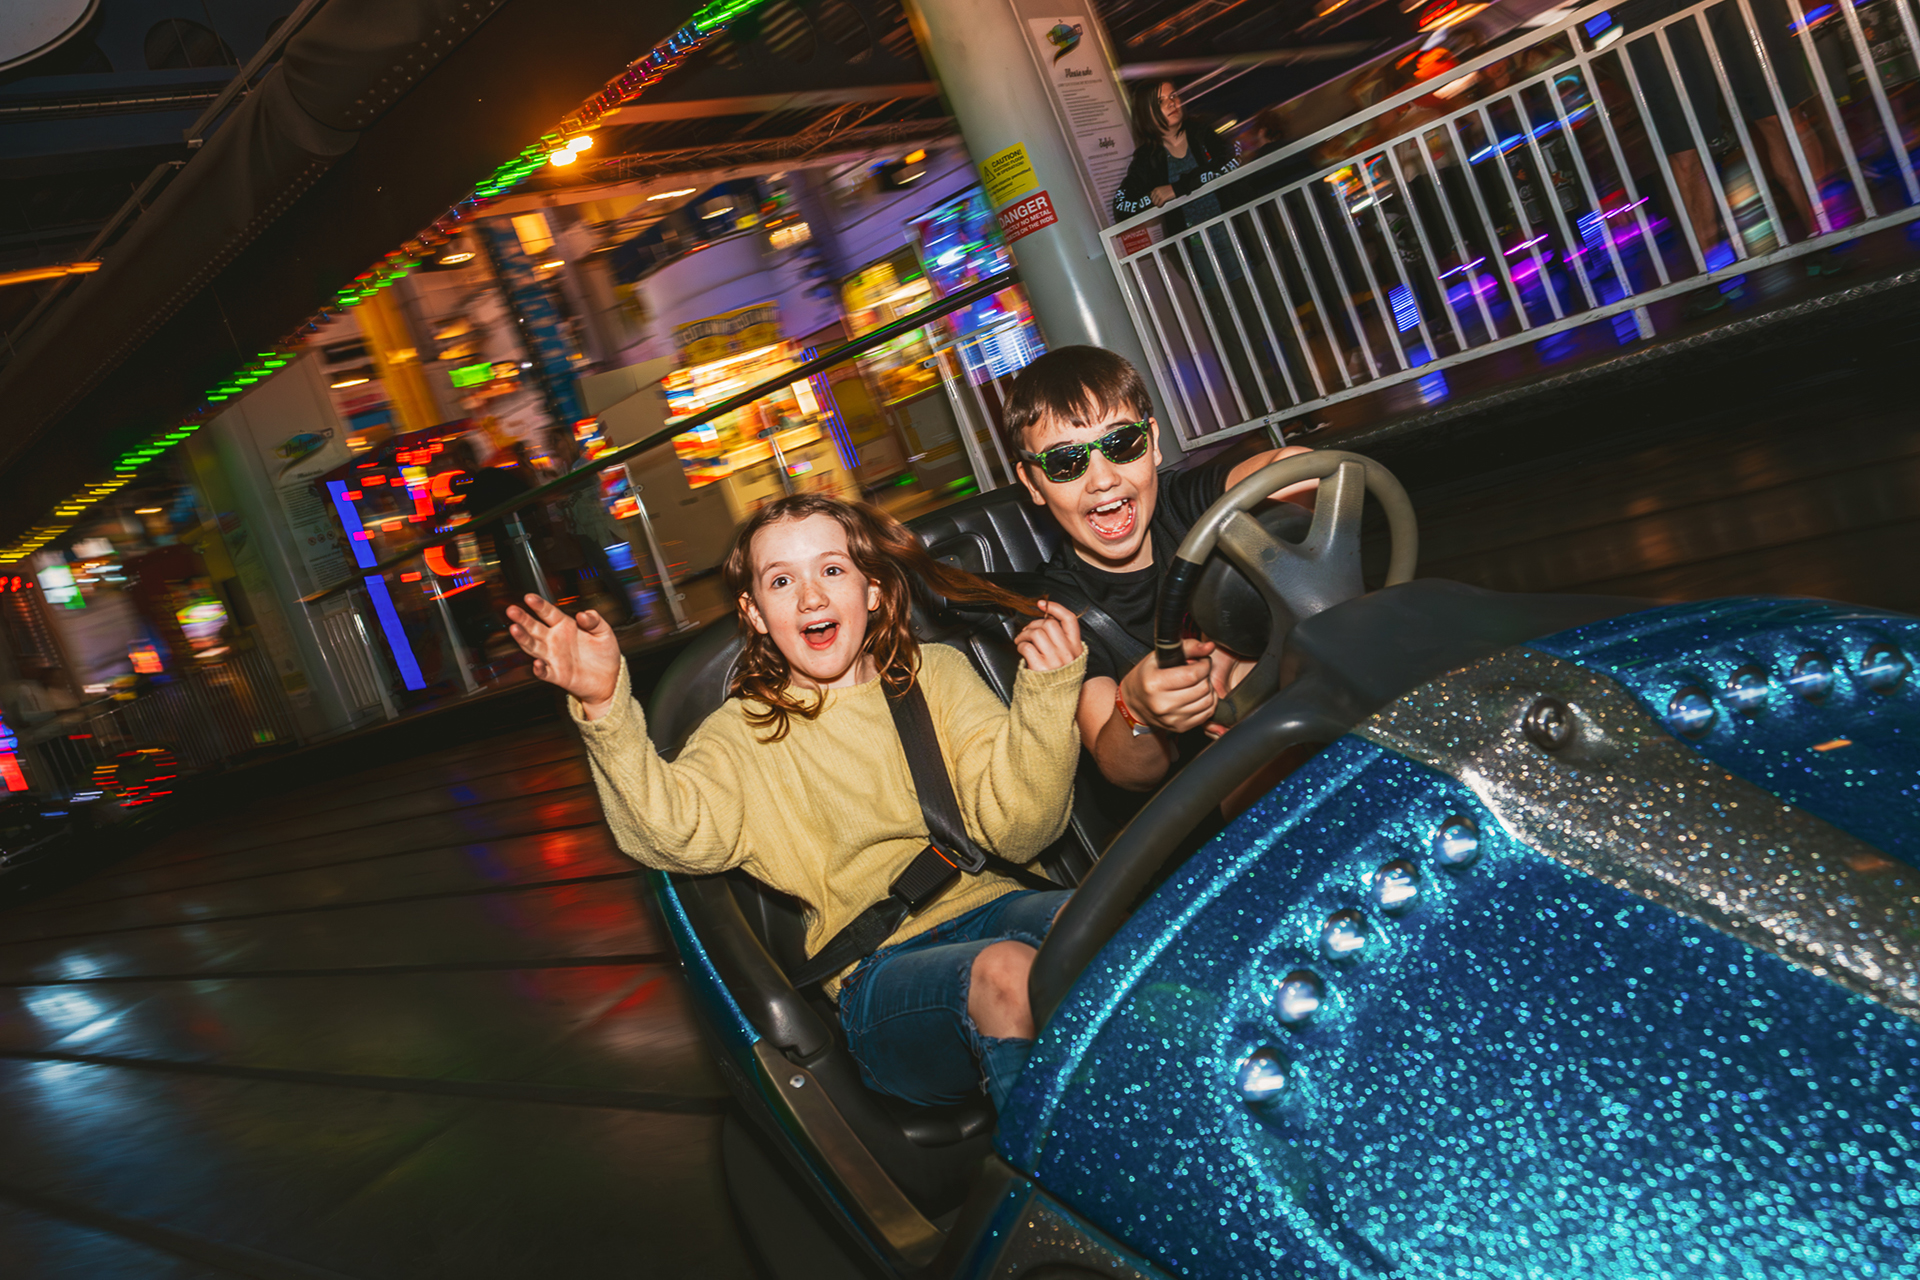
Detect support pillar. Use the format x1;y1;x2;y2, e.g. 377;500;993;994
903;0;1176;454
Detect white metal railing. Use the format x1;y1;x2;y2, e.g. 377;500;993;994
1106;0;1920;445
15;645;302;802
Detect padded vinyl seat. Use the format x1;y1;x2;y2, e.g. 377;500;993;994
913;481;1063;575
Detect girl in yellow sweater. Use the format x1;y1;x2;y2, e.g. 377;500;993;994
507;494;1086;1111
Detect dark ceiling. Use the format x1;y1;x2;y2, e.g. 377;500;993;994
0;3;307;335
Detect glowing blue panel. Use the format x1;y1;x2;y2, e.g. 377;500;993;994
326;480;377;570
361;573;425;691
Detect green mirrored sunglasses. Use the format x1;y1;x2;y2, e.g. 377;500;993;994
1019;421;1152;483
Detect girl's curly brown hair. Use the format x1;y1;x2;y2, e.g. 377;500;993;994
722;494;1040;741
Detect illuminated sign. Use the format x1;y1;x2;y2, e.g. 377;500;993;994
36;563;82;609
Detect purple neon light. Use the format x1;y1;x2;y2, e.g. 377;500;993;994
326;480;378;569
361;573;426;691
799;346;859;470
326;479;425;690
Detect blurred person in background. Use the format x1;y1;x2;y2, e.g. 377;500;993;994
1614;0;1838;309
1220;106;1371;383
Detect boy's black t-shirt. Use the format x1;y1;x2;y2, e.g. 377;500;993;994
1038;457;1236;684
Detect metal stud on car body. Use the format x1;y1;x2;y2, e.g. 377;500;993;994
1236;1047;1289;1105
1859;643;1912;693
1666;686;1717;739
1787;652;1836;703
1370;860;1421;915
1725;664;1771;715
1433;815;1481;867
1274;971;1324;1024
1522;696;1575;751
1319;909;1368;961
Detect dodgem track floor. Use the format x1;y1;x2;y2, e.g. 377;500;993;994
0;712;755;1279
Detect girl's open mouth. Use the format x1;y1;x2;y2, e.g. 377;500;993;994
801;620;839;650
1086;497;1135;542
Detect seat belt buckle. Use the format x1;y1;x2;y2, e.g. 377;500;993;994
888;843;970;911
938;840;987;876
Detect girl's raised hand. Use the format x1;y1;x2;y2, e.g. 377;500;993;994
1014;599;1084;674
506;594;622;718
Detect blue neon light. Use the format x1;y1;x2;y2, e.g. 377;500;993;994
1583;11;1613;38
326;479;425;691
1389;284;1421;333
1577;210;1608;254
799;345;860;471
1467;105;1594;163
361;573;426;691
326;480;378;569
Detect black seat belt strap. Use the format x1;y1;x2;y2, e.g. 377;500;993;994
1075;603;1150;669
887;677;987;873
789;676;1056;990
888;679;1057;895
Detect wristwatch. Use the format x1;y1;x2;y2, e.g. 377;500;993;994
1114;687;1155;738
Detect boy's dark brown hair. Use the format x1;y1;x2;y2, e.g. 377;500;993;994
722;494;1039;741
1002;345;1153;457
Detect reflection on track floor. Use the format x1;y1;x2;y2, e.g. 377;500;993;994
0;717;754;1279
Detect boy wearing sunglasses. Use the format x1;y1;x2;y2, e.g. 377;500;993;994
1006;346;1315;795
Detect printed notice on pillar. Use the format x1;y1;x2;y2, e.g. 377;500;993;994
998;190;1059;243
1021;4;1131;223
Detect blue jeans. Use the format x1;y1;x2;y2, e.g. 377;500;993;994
837;889;1071;1113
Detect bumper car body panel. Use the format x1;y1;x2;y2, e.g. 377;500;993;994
997;600;1920;1278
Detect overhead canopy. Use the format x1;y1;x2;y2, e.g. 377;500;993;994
0;0;696;545
0;0;96;74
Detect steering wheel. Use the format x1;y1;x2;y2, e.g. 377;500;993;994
1153;450;1419;727
1027;450;1418;1032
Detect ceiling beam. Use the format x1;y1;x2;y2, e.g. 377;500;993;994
485;122;960;218
589;45;1378;125
597;83;937;124
587;117;954;180
1116;44;1378;79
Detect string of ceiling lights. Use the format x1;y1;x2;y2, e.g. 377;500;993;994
1;0;772;566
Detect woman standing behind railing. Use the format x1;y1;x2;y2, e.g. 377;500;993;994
1113;80;1240;229
1115;81;1282;417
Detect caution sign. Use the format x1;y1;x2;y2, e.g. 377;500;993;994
980;143;1039;209
997;190;1059;244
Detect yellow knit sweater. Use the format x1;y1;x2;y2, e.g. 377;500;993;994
571;642;1087;989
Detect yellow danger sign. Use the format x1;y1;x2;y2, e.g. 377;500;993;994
980;143;1039;209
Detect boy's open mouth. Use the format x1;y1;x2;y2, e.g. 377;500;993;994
800;619;839;650
1086;497;1136;542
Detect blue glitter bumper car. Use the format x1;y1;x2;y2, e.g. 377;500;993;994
642;451;1920;1279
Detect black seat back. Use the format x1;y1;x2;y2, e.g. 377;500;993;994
914;482;1063;574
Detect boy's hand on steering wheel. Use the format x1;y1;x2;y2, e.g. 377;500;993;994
1121;640;1218;734
507;594;621;719
1015;599;1084;673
